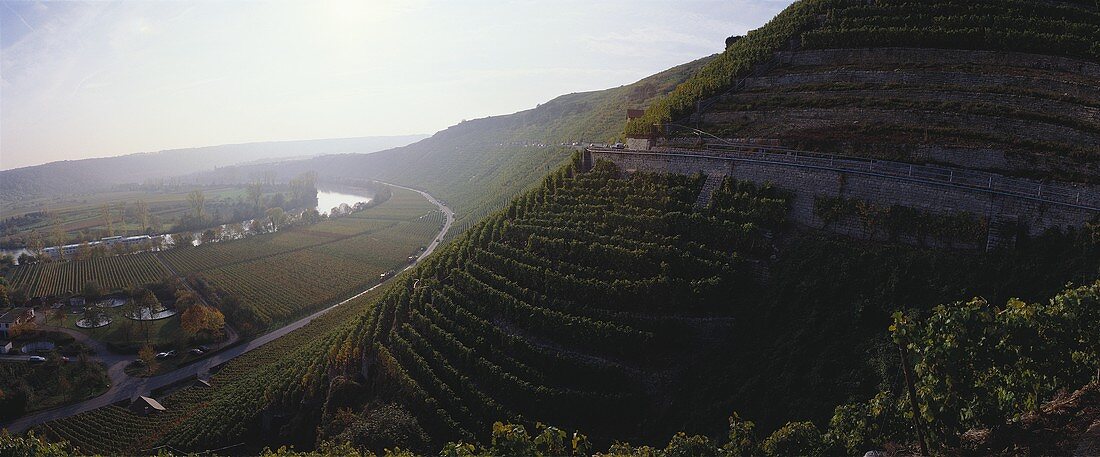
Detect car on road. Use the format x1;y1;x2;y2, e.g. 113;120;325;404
189;348;204;355
612;142;626;149
28;356;47;363
197;345;210;352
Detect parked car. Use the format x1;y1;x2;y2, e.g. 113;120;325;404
28;356;47;363
155;350;176;360
197;345;210;352
612;142;626;149
189;348;204;355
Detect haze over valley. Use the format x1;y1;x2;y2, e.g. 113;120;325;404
1;1;1098;456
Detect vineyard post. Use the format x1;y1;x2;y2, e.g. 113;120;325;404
899;342;929;456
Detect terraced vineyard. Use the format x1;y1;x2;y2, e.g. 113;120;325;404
322;159;795;444
628;0;1100;182
5;254;170;297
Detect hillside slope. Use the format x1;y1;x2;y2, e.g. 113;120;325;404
227;158;1093;452
28;163;1099;455
193;56;713;238
23;1;1100;453
628;0;1100;182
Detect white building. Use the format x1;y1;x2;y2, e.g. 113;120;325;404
43;235;153;259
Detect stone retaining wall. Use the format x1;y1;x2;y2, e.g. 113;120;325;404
587;149;1099;246
741;70;1100;104
773;48;1100;79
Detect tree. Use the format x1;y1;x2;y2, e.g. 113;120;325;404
248;182;264;210
300;208;321;225
17;253;36;266
723;412;758;457
137;344;159;375
49;213;66;260
135;200;150;233
201;229;218;244
174;289;198;314
81;306;101;327
26;231;45;260
174;231;194;248
51;307;67;328
136;289;162;342
0;255;13;276
0;386;30;421
10;287;28;305
8;319;36;340
0;284;9;307
266;207;287;232
139;289;161;313
82;280;105;302
76;242;94;261
101;204;114;237
188;189;206;221
761;422;823;457
180;304;225;339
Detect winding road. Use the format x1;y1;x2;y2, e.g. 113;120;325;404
1;183;454;434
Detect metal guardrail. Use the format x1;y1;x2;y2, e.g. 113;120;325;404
588;145;1100;212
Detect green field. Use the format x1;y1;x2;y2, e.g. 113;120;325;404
162;187;438;330
6;186;440;335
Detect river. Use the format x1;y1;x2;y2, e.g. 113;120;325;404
2;188;375;263
316;187;374;215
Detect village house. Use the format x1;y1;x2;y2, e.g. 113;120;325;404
0;307;35;338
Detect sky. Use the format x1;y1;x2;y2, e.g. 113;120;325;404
0;0;794;170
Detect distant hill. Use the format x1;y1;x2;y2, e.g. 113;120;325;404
629;0;1100;183
0;135;427;204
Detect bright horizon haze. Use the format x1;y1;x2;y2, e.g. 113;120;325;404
1;0;794;170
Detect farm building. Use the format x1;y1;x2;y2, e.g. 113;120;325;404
129;396;167;416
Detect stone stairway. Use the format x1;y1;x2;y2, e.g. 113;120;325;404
985;213;1020;251
694;174;724;210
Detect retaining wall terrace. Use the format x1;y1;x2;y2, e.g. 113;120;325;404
703;108;1100;148
772;48;1100;79
586;148;1099;243
723;89;1100;125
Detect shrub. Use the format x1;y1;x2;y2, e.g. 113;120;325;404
761;421;824;457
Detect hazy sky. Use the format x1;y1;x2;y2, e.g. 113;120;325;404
1;0;793;170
